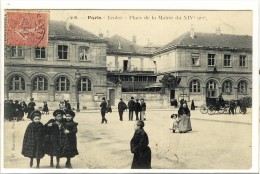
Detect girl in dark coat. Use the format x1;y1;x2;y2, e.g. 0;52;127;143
22;110;45;168
130;120;151;169
44;109;66;168
42;101;49;115
63;109;79;168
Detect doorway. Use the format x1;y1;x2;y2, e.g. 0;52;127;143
123;60;128;71
108;89;115;106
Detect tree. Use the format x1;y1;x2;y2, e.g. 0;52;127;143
159;74;178;94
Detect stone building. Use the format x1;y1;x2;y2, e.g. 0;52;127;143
106;35;159;105
153;29;252;106
4;21;108;110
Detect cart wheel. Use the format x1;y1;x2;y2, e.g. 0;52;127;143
200;104;208;114
208;105;215;115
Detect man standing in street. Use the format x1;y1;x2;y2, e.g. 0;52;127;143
134;99;141;121
128;97;135;121
100;97;108;124
118;98;127;121
140;99;147;121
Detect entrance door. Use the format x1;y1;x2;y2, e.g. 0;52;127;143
109;89;115;106
170;90;175;106
123;60;128;71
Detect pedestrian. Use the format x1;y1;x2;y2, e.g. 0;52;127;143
21;110;45;168
21;101;28;119
134;99;141;121
106;99;112;113
170;114;179;133
44;109;66;168
118;98;127;121
130;120;151;169
65;100;72;110
229;100;236;115
191;100;195;110
128;97;135;121
140;99;147;121
14;100;23;121
27;98;36;120
63;109;79;168
42;101;49;115
100;97;108;124
178;102;192;133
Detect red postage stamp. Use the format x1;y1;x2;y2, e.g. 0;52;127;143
5;11;49;47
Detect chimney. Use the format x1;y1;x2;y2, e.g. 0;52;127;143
190;24;195;39
66;18;71;31
216;27;221;35
99;33;104;38
132;35;136;44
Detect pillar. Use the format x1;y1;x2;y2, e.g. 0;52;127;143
49;84;55;102
234;87;238;100
25;84;32;101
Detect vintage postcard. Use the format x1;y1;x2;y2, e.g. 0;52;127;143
0;1;258;173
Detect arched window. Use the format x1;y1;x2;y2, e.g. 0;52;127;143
189;80;201;93
206;80;217;98
56;77;70;91
222;81;232;93
238;81;248;94
77;77;91;91
9;75;25;91
33;76;48;91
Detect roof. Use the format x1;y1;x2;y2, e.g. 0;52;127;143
106;35;153;56
49;21;105;43
156;32;252;54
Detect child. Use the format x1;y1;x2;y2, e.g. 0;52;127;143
42;101;49;115
170;114;179;133
22;110;45;168
63;109;79;168
44;109;66;168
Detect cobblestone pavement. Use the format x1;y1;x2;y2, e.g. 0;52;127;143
3;108;252;169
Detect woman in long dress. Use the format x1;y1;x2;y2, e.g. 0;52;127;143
177;102;192;133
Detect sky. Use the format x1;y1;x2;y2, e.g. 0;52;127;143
50;10;252;46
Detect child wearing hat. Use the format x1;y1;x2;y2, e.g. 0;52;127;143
22;110;45;168
63;109;79;168
44;109;66;168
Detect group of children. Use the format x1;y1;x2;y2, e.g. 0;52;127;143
22;109;78;169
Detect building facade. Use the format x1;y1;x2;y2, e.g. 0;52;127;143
106;35;159;105
5;21;108;110
153;30;252;106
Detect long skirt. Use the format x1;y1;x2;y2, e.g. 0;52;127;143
178;114;192;133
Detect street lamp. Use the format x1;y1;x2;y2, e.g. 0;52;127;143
75;70;81;112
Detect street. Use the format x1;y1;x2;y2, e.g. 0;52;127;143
4;108;252;169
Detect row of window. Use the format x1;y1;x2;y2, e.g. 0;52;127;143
192;53;247;67
10;46;90;60
189;80;248;94
9;76;91;92
108;75;157;82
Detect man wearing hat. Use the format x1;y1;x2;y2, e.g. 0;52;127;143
128;97;135;121
118;98;127;121
100;97;108;124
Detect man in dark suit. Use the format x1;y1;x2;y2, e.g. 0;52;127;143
100;97;107;124
134;99;141;121
128;97;135;121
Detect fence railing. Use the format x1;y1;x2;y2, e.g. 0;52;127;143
107;66;156;73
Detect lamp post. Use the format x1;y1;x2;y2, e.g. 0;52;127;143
75;70;81;112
